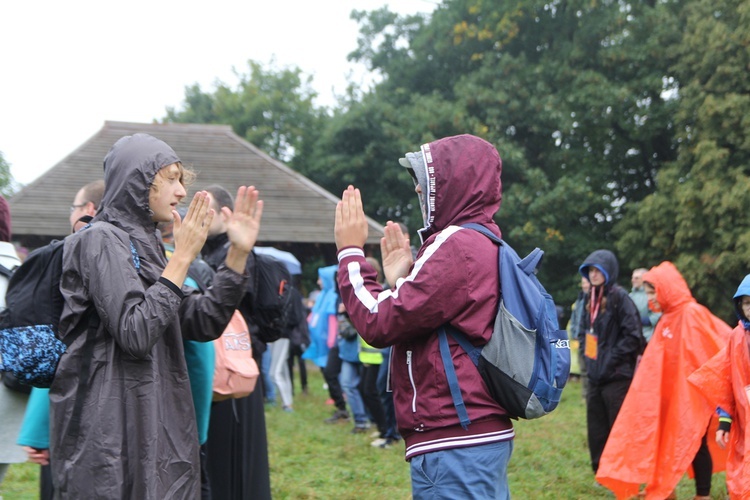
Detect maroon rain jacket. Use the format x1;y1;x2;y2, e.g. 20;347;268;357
337;134;513;460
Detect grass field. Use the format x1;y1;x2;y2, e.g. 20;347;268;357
0;368;729;499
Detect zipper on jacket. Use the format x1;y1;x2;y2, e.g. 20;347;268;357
386;346;393;393
407;350;417;412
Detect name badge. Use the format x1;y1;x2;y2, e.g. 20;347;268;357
585;331;598;360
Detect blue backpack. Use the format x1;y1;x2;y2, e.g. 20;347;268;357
438;223;570;424
0;229;140;390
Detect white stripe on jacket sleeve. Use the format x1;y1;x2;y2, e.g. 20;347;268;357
344;226;462;315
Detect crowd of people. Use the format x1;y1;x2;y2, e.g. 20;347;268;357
0;131;748;499
303;257;401;448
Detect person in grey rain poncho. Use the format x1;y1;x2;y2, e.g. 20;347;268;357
48;133;264;499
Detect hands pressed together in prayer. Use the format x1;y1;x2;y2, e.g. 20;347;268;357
335;185;413;288
172;191;214;263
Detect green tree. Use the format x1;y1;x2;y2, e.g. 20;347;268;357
615;0;750;321
165;60;324;163
313;0;684;307
0;151;16;197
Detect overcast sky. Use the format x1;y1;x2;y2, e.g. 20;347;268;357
0;0;436;186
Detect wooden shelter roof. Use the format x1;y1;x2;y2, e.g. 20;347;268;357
9;121;384;247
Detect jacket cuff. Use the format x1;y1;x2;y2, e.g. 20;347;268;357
158;277;184;298
337;247;365;262
718;418;732;432
217;263;250;281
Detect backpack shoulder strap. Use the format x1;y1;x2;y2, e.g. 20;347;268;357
438;326;471;429
81;222;140;272
462;223;502;245
0;263;14;279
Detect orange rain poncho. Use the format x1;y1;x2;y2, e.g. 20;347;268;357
689;325;750;499
595;261;731;499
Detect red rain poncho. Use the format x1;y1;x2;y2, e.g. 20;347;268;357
689;325;750;499
596;261;731;499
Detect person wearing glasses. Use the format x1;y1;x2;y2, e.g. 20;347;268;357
68;180;104;232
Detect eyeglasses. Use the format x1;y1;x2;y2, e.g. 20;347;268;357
70;203;87;213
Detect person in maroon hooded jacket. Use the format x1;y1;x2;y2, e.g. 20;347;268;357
334;135;513;499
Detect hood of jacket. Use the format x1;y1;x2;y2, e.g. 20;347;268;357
642;261;695;314
94;133;181;282
401;134;502;242
579;249;619;288
312;265;339;317
733;274;750;328
319;264;337;293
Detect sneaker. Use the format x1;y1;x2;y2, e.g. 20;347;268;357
371;438;388;447
282;406;293;413
324;409;349;424
379;438;397;449
351;422;371;434
369;430;381;439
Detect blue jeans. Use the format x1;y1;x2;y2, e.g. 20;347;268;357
410;440;513;500
340;360;367;424
261;347;275;403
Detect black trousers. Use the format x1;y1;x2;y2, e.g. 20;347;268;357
323;344;346;411
586;378;632;472
287;343;308;395
359;363;386;436
692;433;712;496
40;464;53;500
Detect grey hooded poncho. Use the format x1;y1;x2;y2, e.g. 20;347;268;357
49;134;248;499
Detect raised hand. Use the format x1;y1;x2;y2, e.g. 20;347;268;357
334;186;368;250
380;221;413;288
225;186;264;254
172;191;214;262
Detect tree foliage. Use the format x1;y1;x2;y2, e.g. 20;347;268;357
616;0;750;321
165;0;750;317
165;60;324;163
0;152;16;197
308;0;685;306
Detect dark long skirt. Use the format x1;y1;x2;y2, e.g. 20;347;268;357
205;387;271;500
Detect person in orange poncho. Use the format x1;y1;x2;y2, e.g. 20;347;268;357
689;274;750;499
596;261;731;499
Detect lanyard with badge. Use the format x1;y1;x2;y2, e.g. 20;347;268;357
585;286;601;360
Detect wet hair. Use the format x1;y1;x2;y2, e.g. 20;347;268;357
150;162;195;195
204;184;234;211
